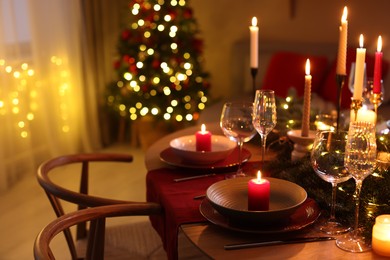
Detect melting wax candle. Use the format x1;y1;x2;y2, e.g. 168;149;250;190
372;215;390;257
195;124;212;151
248;171;270;211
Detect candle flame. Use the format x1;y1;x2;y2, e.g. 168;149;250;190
251;17;258;27
359;34;364;48
201;123;206;133
341;6;348;23
257;170;262;181
305;59;310;75
377;35;382;52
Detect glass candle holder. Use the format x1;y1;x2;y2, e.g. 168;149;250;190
372;215;390;257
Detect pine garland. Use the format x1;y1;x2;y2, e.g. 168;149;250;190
264;131;390;241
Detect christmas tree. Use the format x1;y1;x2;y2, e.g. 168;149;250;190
106;0;210;125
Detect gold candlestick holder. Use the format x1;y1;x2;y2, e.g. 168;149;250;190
370;92;383;114
350;98;363;122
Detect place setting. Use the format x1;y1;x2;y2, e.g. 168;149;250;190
159;99;258;178
159;123;252;170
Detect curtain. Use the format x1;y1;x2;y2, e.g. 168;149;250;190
0;0;111;192
79;0;124;145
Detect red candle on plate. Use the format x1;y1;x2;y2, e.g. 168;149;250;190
248;171;270;211
373;35;383;94
196;124;212;152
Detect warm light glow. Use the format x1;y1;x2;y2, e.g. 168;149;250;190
377;35;382;52
359;34;364;48
257;170;262;181
305;59;310;75
201;123;207;133
341;6;348;23
251;17;257;27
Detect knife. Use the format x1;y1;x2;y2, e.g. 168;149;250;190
224;236;335;250
174;173;216;182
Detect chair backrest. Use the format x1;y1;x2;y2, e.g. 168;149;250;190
34;203;161;260
36;153;161;260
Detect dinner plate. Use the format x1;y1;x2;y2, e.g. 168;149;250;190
200;198;320;234
160;147;251;169
170;135;237;164
206;177;307;224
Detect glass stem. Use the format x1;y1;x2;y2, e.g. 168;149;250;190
352;179;363;239
237;140;243;174
329;183;338;222
261;134;267;171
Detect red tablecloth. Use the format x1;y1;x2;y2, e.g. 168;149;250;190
146;162;261;260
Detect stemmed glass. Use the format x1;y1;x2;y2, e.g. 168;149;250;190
310;130;351;234
252;90;277;170
220;102;257;178
336;121;377;252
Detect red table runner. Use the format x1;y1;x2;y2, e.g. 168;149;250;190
146;162;261;260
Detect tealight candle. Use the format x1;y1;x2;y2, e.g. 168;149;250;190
372;214;390;257
195;124;212;152
248;171;270;211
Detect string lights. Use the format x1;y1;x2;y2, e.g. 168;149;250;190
1;56;73;139
106;0;210;123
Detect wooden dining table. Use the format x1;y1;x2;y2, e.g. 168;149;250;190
145;123;382;260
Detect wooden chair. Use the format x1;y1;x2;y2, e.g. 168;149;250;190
36;153;162;260
34;203;161;260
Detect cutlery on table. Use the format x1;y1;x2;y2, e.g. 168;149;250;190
174;173;216;182
193;194;206;200
224;236;335;250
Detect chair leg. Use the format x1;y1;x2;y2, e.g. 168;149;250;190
86;218;105;260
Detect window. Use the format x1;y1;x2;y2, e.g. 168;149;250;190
1;0;30;44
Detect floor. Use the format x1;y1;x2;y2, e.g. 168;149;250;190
0;143;168;260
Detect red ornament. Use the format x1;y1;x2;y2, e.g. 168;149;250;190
123;55;130;63
121;29;131;40
129;64;138;73
168;9;177;20
152;59;160;69
183;8;193;19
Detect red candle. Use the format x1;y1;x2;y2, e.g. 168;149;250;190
373;36;383;94
248;171;270;211
195;124;212;151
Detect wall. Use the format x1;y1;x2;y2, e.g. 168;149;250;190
190;0;390;102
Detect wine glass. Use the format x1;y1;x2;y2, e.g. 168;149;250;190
336;121;377;252
252;90;277;170
310;130;351;234
220;102;257;178
363;78;384;110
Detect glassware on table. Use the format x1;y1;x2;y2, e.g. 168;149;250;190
310;130;351;235
314;113;338;131
348;62;367;95
336;121;377;252
363;78;384;110
220;101;257;178
252;90;277;170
